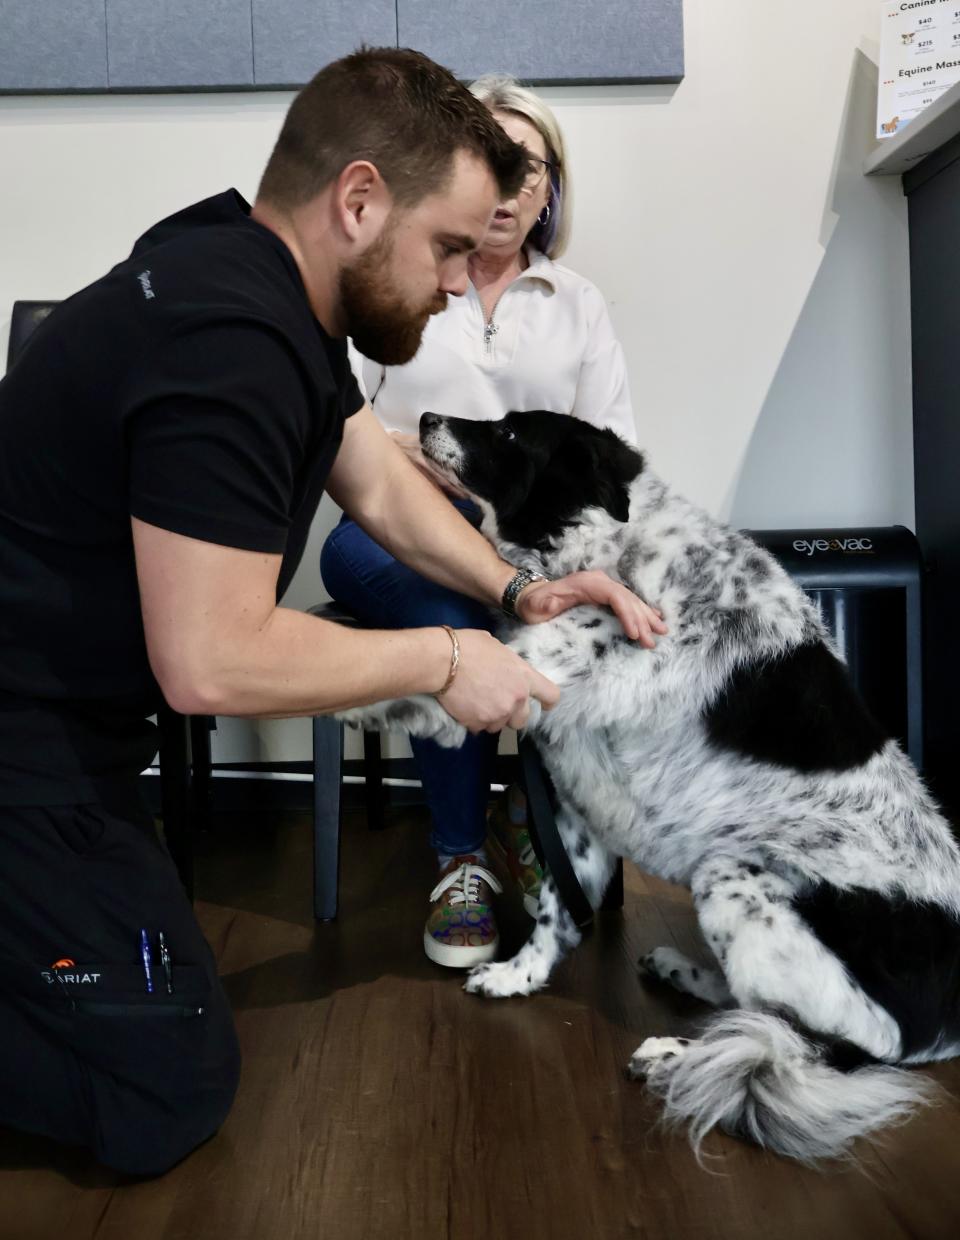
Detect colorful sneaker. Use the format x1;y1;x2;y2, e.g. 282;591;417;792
423;855;502;968
487;791;542;918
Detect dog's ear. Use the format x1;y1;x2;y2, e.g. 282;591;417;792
553;425;643;523
494;413;643;549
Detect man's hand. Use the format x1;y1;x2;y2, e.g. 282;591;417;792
436;628;559;733
516;570;668;649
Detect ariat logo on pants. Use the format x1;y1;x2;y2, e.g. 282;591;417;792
41;970;102;984
41;957;101;984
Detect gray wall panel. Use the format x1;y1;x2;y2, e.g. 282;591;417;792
0;1;108;90
1;0;683;93
397;0;684;84
253;1;397;87
106;0;254;89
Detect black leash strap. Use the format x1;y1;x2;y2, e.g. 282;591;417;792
518;735;594;929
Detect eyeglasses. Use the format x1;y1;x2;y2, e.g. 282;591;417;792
521;156;555;192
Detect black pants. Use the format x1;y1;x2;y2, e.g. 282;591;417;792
0;792;240;1175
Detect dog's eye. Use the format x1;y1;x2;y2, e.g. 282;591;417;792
500;426;517;443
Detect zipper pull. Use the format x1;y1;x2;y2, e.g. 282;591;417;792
483;320;498;355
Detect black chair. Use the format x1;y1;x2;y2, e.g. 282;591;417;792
154;707;212;904
305;631;623;924
6;300;58;363
306;602;389;922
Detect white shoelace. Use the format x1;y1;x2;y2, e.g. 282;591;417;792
430;862;503;907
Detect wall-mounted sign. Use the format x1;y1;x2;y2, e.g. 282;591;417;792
878;1;960;138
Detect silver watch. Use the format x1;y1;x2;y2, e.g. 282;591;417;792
501;567;548;618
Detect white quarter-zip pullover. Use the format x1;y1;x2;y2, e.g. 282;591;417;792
350;247;637;445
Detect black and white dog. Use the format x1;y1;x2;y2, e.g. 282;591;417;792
340;410;960;1164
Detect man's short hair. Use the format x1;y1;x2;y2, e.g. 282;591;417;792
258;47;527;211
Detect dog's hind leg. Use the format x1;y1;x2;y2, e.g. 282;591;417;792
464;809;616;999
690;857;903;1059
630;856;903;1084
628;858;934;1163
638;947;733;1006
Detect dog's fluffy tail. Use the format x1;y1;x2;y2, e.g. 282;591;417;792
644;1010;938;1164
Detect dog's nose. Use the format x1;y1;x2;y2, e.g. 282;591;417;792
420;412;441;432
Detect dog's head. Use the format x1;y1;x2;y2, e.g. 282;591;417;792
419;410;643;550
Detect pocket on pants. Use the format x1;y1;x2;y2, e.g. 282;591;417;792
9;954;240;1169
61;963;212;1021
28;961;211;1005
10;957;220;1067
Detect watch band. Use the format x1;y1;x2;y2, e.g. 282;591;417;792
501;567;548;619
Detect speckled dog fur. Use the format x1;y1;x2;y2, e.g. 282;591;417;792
339;411;960;1164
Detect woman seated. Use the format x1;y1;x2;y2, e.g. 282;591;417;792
320;76;638;968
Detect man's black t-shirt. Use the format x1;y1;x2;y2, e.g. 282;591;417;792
0;189;364;804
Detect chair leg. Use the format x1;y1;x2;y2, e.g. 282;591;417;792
313;715;344;922
157;703;194;901
189;715;213;831
363;729;386;831
601;859;624;911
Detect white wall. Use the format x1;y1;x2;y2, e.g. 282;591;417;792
0;0;911;763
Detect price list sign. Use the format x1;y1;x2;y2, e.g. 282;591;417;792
878;1;960;137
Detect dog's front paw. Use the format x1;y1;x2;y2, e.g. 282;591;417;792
626;1036;691;1081
405;701;467;748
464;959;543;999
337;696;466;748
521;698;543;735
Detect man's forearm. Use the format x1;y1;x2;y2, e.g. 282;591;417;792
133;514;467;719
166;607;454;719
340;448;516;609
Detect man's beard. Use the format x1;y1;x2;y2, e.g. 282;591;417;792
339;227;447;366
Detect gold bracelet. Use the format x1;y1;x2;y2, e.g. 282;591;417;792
436;625;460;696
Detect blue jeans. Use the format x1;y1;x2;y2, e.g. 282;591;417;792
319;502;498;857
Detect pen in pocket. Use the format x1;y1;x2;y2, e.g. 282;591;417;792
158;931;174;995
139;928;154;994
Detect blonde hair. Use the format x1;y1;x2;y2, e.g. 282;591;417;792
468;75;572;259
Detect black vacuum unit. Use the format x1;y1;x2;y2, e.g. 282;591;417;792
745;526;923;770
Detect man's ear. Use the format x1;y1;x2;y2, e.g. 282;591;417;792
334;160;392;244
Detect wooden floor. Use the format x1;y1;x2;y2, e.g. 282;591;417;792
3;800;960;1240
